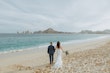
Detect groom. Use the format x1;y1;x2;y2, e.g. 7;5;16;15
47;42;55;64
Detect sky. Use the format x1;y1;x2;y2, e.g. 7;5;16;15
0;0;110;33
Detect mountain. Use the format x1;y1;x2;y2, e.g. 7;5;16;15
33;28;65;34
42;28;60;33
79;29;110;34
17;28;110;34
103;29;110;34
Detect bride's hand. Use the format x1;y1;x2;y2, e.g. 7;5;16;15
62;50;65;53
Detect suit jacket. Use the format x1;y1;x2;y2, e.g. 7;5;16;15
48;45;55;54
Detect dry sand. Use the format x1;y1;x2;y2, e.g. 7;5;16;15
0;37;110;73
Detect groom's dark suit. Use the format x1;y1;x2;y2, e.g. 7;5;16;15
48;45;55;64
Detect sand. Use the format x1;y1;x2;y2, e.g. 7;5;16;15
0;36;110;73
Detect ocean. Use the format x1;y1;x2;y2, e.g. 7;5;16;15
0;34;108;54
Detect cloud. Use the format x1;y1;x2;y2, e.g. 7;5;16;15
0;0;110;33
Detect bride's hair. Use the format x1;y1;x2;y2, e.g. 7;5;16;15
57;41;60;48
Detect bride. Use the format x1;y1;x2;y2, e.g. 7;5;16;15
53;41;63;69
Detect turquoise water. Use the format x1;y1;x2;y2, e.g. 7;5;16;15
0;34;107;54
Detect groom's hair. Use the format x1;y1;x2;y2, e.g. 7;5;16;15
50;42;52;45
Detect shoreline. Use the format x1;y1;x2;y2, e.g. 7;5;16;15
0;35;109;55
0;36;110;73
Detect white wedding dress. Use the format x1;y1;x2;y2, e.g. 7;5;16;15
53;48;62;68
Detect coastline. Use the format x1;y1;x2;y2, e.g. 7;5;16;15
0;36;110;73
0;34;109;55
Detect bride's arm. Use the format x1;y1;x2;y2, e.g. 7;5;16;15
61;47;64;52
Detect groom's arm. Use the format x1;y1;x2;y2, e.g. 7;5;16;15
53;46;55;52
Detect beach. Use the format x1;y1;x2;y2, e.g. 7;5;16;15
0;36;110;73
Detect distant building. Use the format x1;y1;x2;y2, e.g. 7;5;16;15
17;30;32;34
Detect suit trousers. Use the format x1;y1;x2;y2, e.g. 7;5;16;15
49;54;54;64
